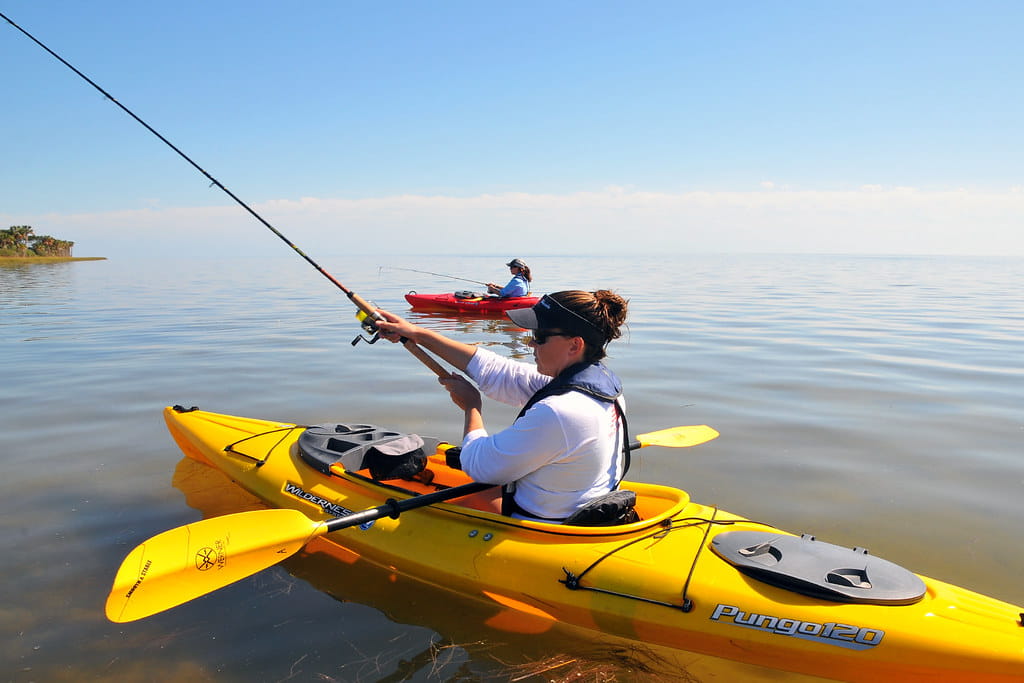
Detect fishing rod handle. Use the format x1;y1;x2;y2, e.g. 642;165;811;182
402;341;451;378
346;290;378;316
346;291;450;378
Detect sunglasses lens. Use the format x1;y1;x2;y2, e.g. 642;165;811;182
532;330;564;344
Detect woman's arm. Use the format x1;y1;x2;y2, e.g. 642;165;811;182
498;276;528;297
439;374;485;436
375;309;478;371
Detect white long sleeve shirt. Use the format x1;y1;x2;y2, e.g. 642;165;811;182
460;348;625;521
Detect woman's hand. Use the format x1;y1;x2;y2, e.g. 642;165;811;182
373;309;418;343
439;373;482;412
372;309;478;373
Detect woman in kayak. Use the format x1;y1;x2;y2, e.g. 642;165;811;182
486;258;532;297
376;290;630;522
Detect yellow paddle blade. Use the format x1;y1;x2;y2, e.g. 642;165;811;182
105;508;324;623
635;425;719;449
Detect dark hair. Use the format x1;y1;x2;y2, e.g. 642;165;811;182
549;290;628;361
507;259;532;283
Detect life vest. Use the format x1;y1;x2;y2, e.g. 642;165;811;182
503;362;631;518
515;361;623;417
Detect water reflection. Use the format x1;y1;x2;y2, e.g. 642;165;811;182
0;261;78;309
403;310;533;359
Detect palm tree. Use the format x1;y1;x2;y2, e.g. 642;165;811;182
3;226;74;257
29;235;75;257
7;225;34;255
30;235;55;255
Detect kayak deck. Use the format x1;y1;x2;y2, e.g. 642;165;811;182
164;406;1024;682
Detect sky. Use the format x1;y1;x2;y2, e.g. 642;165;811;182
2;1;1022;258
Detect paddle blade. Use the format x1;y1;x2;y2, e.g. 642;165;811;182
635;425;719;449
105;508;323;623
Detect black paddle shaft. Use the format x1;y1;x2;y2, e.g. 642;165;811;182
324;481;494;533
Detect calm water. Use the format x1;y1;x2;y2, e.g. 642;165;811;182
2;253;1022;682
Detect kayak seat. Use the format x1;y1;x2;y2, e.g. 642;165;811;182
563;489;640;526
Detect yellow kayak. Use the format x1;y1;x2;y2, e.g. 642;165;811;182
158;406;1024;682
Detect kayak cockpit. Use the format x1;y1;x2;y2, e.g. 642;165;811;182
296;421;692;532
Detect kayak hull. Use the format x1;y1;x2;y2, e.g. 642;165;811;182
404;291;539;313
164;406;1024;682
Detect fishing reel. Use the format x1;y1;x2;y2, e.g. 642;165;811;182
351;307;381;346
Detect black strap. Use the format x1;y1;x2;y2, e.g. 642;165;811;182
501;484;516;516
501;395;631;516
501;492;567;522
614;399;631;484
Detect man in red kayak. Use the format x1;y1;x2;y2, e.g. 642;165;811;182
376;290;633;523
486;258;532;297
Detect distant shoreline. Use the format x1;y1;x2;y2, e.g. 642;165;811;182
0;256;106;264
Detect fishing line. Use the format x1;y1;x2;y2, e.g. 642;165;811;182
1;11;449;377
381;266;488;287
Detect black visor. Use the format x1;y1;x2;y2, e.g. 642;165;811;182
507;294;602;344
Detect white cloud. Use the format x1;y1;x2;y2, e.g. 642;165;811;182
5;186;1022;258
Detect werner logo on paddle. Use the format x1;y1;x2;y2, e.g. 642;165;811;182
710;604;885;650
194;541;226;572
283;482;374;529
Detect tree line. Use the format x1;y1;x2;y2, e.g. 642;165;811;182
0;226;75;257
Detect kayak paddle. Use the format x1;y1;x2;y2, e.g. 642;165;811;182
629;424;718;450
105;424;717;623
105;480;493;624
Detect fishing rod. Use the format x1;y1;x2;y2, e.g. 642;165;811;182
2;11;448;378
381;266;488;287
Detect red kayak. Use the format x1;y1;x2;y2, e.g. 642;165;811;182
405;291;540;313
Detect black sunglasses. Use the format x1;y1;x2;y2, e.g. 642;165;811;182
531;329;573;345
